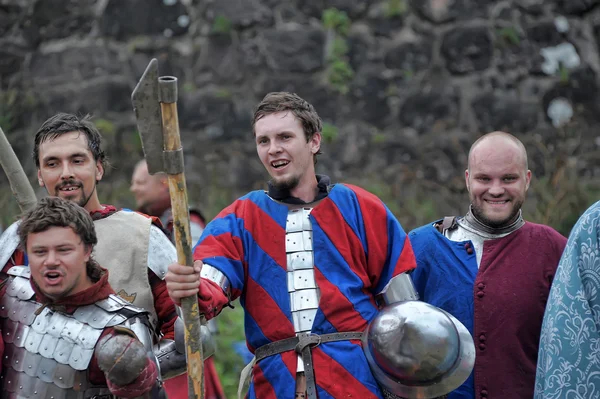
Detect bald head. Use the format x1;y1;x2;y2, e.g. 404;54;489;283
130;159;170;215
468;131;528;171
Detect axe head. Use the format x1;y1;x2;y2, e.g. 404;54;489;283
131;58;165;175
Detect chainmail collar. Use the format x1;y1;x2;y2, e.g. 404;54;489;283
460;205;525;237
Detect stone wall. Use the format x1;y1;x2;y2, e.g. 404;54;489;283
1;0;599;233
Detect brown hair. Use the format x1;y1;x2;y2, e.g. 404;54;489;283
18;197;103;281
252;92;323;162
33;113;107;172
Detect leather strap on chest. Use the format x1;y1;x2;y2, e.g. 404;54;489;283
435;216;458;234
255;332;363;399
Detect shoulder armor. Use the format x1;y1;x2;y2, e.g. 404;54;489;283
0;221;21;268
74;294;149;329
147;224;177;280
4;269;35;301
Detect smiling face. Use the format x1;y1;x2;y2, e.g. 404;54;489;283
27;226;93;301
130;161;169;212
466;135;531;228
37;131;104;212
255;111;321;202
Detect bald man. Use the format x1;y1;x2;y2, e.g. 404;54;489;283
131;160;206;244
409;132;567;399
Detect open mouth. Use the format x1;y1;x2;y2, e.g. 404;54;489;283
59;185;80;192
271;160;290;169
43;271;63;284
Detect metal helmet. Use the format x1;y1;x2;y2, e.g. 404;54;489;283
362;301;475;399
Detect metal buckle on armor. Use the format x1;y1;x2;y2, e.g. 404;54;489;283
295;333;321;353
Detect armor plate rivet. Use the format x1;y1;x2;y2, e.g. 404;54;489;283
19;385;22;389
28;365;31;368
34;391;37;394
93;318;97;321
15;361;18;364
59;377;63;380
42;371;46;374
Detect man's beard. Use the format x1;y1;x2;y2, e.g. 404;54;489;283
271;175;300;193
471;199;523;228
54;179;94;208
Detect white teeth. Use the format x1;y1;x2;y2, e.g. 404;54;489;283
272;160;289;168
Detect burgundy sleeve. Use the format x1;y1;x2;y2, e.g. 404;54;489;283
148;270;176;340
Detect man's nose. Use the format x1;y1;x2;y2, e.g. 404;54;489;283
44;250;58;266
488;181;505;196
60;163;74;180
268;141;282;154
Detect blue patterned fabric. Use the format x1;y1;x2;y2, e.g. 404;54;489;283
535;201;600;398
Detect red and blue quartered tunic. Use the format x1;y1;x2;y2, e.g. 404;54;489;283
194;184;416;399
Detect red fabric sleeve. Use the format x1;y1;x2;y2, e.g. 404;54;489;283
89;329;158;397
198;278;230;320
148;270;176;340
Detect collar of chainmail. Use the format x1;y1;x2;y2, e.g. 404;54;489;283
462;205;525;236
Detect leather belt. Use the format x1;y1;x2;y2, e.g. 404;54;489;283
255;332;363;399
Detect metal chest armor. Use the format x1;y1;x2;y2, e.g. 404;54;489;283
286;208;320;373
0;266;152;399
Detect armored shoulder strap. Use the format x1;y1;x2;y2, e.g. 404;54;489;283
435;216;458;234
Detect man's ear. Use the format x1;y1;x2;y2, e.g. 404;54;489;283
95;160;104;181
37;169;45;187
311;132;322;154
464;169;470;192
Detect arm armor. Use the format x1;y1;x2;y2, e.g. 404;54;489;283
153;316;216;380
379;273;419;305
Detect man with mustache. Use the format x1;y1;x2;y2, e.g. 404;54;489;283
0;113;212;396
0;196;160;398
164;92;475;399
409;131;568;399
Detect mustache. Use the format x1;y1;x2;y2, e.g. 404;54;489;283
55;179;83;191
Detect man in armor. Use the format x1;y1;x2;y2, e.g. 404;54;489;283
165;92;475;399
0;113;213;395
0;196;160;398
409;131;567;399
131;159;225;399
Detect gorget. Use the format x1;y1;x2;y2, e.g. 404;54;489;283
446;206;525;267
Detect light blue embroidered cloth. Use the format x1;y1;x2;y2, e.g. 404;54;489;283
535;200;600;398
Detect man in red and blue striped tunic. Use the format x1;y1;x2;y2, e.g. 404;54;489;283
165;92;466;399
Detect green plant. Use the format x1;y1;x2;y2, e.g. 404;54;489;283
384;0;408;18
322;8;355;95
558;64;570;84
497;26;520;46
183;82;197;93
94;118;117;136
327;59;354;94
322;8;351;36
215;88;232;99
212;15;232;34
321;123;339;143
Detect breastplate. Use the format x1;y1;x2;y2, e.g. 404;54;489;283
286;208;320;333
0;266;149;399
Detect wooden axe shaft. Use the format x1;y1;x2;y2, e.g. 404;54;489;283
0;126;37;213
160;101;205;399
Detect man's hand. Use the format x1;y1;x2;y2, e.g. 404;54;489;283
165;260;202;306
